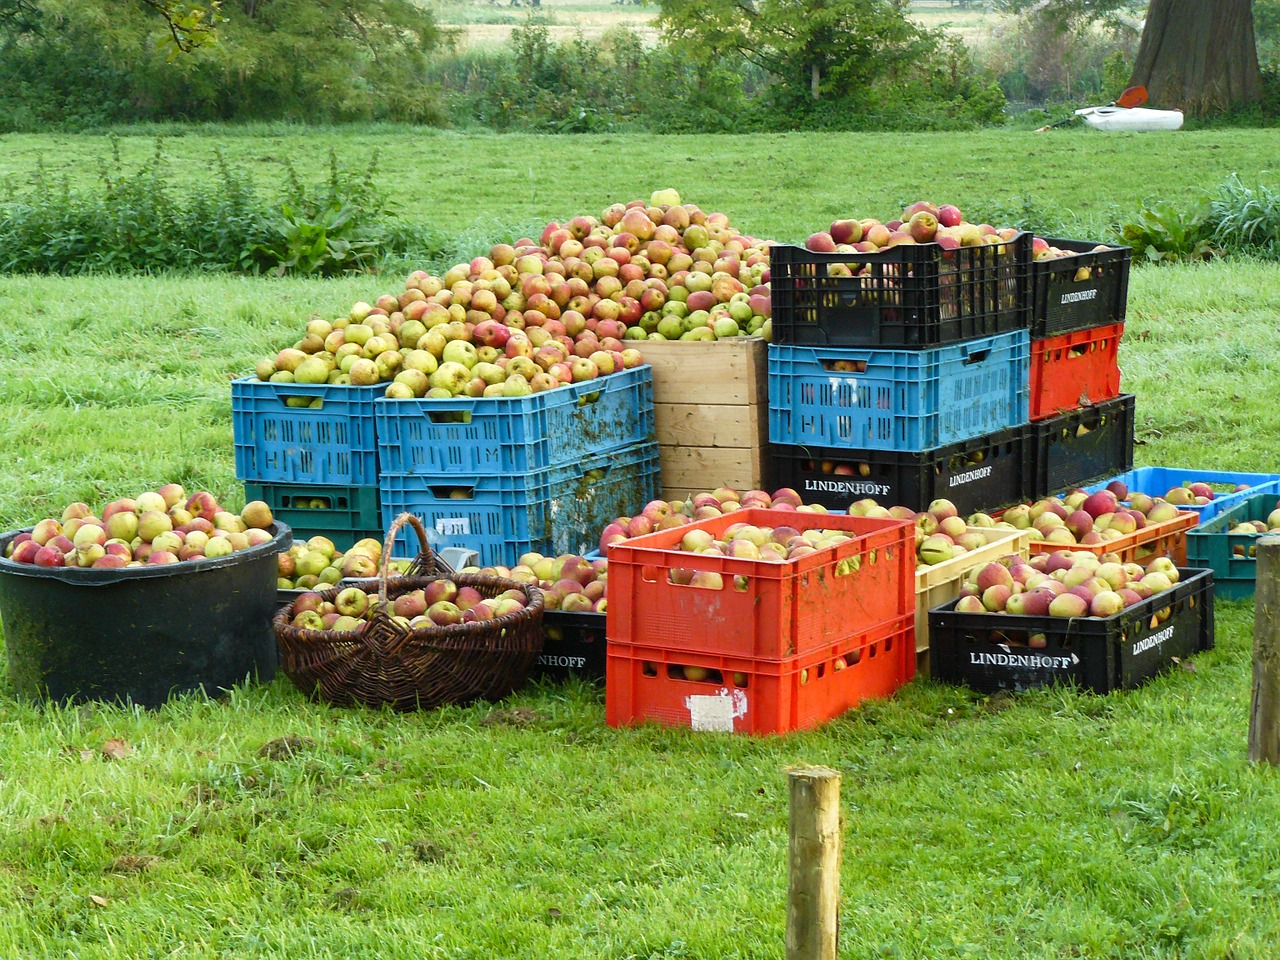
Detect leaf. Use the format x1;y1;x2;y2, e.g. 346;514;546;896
101;739;132;761
90;895;109;907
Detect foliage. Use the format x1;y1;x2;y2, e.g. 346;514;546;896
1114;173;1280;262
656;0;968;108
1259;0;1280;65
0;0;451;127
0;138;405;275
430;13;1003;134
971;0;1139;102
1117;198;1218;262
1206;173;1280;256
138;0;225;56
250;153;387;277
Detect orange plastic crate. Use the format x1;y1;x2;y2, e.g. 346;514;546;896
605;508;914;661
1029;323;1123;421
606;613;915;735
1022;509;1198;565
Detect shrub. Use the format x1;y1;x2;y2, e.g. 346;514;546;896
0;139;404;276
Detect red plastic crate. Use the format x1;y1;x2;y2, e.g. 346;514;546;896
1029;323;1123;421
606;613;915;735
605;508;914;661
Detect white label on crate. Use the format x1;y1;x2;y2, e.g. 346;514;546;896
969;652;1076;671
804;479;893;497
949;465;993;488
686;690;747;732
1132;625;1176;656
1061;289;1098;305
435;517;470;537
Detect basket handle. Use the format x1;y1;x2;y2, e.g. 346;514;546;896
378;513;435;607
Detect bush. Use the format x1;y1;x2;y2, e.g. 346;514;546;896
0;139;406;275
429;20;1004;134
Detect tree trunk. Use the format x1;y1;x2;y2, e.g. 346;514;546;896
1130;0;1260;117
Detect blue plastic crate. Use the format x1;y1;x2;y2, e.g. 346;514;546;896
1083;467;1280;523
767;331;1030;452
375;366;655;475
380;442;660;567
232;378;381;486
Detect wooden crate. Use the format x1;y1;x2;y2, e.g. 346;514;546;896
633;337;770;501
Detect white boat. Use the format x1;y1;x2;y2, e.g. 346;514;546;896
1075;105;1184;132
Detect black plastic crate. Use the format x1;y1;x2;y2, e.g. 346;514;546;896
928;567;1214;694
535;610;606;682
1028;394;1135;499
772;425;1029;516
1030;239;1131;339
769;234;1031;349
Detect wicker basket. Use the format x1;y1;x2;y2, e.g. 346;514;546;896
274;513;544;710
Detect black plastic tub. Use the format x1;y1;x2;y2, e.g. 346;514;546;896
0;522;291;707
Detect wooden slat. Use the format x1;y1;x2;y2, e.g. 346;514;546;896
653;402;767;449
633;337;768;406
657;443;768;492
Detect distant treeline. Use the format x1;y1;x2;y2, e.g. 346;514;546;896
0;0;1004;132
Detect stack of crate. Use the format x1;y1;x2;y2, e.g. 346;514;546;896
233;368;661;566
373;367;660;566
1024;238;1134;498
232;379;386;551
767;235;1034;517
605;509;917;735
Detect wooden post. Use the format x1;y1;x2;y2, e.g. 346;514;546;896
1249;535;1280;762
786;766;841;960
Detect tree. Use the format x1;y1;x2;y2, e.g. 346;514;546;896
655;0;937;104
1130;0;1261;116
0;0;221;53
0;0;451;125
138;0;224;56
995;0;1262;116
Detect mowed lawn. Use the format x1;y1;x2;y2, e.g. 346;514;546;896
3;127;1276;243
0;130;1279;958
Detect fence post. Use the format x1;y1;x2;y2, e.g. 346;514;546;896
786;766;841;960
1249;535;1280;763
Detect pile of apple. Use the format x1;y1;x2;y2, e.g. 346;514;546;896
994;482;1190;546
599;487;829;552
251;189;773;400
277;535;408;590
5;488;275;569
466;551;607;613
1228;508;1280;536
1224;500;1280;557
287;577;534;633
845;496;1026;568
665;523;860;590
953;551;1182;621
804;201;1106;267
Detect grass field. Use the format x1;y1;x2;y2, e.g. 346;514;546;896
2;130;1280;957
3;128;1278;247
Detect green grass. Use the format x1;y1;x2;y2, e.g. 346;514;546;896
3;130;1280;957
3;128;1279;245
